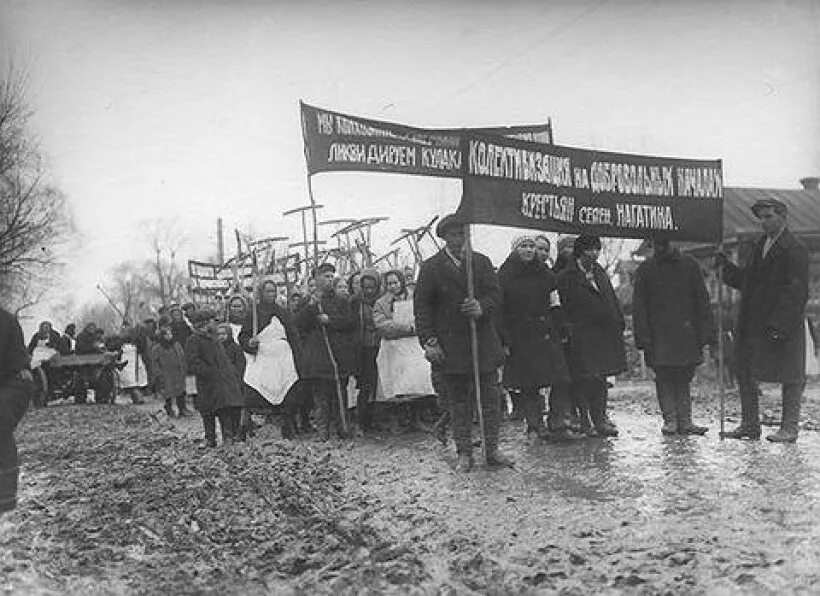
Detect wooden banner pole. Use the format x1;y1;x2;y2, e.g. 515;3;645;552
464;224;488;465
717;241;725;439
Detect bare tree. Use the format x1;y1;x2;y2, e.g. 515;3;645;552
0;61;72;310
139;218;189;306
108;260;151;324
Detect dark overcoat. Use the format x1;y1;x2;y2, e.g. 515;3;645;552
1;308;32;514
497;253;570;387
293;292;356;380
632;249;714;368
414;249;504;375
557;259;627;378
724;228;809;383
152;340;188;398
185;330;245;414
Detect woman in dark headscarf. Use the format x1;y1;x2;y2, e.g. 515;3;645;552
556;234;626;437
237;278;302;439
498;235;575;440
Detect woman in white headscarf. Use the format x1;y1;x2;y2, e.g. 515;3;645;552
498;234;574;440
373;269;434;400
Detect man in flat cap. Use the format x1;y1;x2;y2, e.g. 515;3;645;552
414;214;511;471
556;234;626;437
717;198;809;442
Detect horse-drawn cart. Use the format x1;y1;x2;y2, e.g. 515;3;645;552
30;349;122;407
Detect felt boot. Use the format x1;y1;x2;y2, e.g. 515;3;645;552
176;395;191;417
767;382;802;443
202;414;217;448
676;381;707;435
655;380;678;435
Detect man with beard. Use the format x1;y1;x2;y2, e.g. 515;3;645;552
633;237;714;435
717;198;809;442
414;214;511;472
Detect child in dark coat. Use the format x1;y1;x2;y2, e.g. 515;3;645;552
185;310;245;447
153;325;190;417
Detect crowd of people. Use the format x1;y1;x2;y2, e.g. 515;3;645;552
3;197;817;494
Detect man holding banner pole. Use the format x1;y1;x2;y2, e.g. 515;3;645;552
414;214;512;472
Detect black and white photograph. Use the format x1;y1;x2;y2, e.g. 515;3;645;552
1;0;819;593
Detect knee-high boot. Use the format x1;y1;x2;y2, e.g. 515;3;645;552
521;386;544;436
655;379;678;435
217;409;235;445
676;380;707;435
767;382;803;443
202;413;217;447
176;395;191;416
721;372;761;439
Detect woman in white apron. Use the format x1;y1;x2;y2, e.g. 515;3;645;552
118;325;147;404
373;270;434;399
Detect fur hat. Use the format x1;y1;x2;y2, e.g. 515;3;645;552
189;309;214;325
573;234;601;257
312;262;336;278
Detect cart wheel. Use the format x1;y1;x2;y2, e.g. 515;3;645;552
32;367;48;408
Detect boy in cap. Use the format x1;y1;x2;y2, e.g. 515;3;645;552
185;309;244;447
716;197;809;442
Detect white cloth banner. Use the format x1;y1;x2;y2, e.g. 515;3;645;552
30;346;58;369
243;318;298;406
376;301;434;399
119;343;147;388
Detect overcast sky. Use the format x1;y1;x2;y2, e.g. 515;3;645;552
2;0;818;329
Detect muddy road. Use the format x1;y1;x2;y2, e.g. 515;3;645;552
2;380;819;594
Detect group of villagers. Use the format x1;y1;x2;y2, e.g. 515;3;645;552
145;213;721;474
161;263;437;447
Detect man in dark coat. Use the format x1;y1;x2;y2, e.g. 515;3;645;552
294;263;355;441
498;235;574;441
717;198;809;442
557;234;626;437
1;307;33;515
414;214;511;472
633;238;715;435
